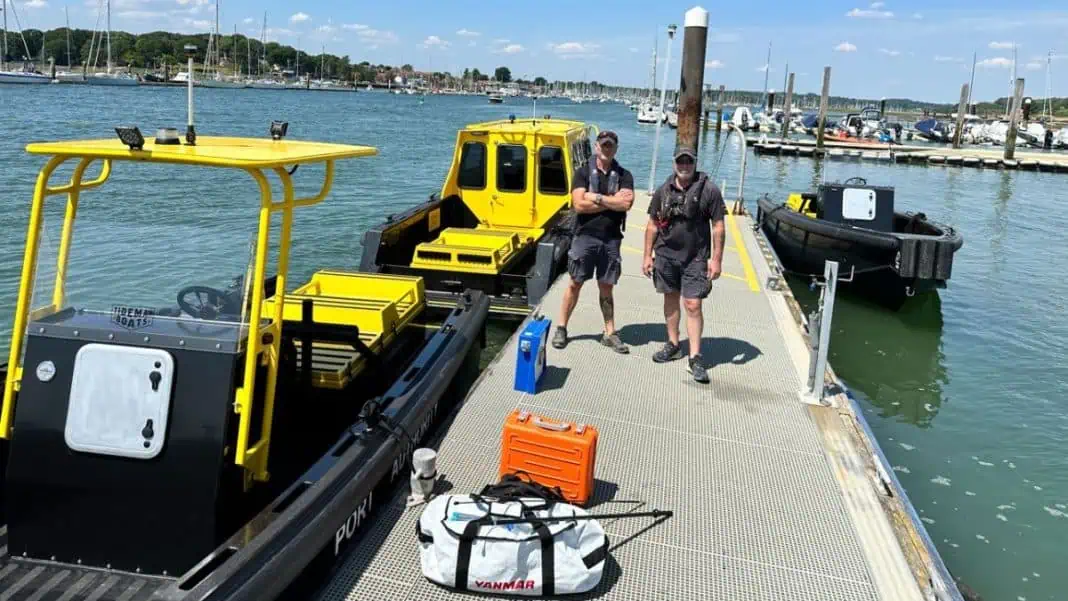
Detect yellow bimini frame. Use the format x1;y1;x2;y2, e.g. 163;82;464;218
1;135;376;486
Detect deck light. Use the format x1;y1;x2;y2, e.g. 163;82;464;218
155;128;180;145
270;121;289;140
509;114;516;123
115;126;145;150
183;44;198;146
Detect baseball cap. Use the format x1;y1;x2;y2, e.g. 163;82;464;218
597;130;619;145
674;147;697;161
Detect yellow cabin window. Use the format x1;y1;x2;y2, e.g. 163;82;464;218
458;142;486;189
538;146;568;194
497;144;526;193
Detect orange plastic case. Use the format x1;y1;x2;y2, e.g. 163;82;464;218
499;409;599;506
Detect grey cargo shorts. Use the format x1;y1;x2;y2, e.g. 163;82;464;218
653;254;712;299
567;234;622;285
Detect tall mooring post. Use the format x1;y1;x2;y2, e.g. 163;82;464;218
816;66;831;150
715;84;725;132
1004;77;1026;160
780;72;794;140
952;83;969;149
675;6;710;156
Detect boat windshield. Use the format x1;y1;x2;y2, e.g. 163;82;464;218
21;166;267;351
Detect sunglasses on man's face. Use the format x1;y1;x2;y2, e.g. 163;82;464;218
675;156;695;166
599;140;617;150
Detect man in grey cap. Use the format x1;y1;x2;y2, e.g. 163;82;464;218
641;147;725;383
552;130;635;354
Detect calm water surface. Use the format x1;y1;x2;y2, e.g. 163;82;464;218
0;85;1065;601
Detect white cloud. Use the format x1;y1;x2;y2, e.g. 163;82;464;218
186;18;212;29
1025;62;1043;71
496;43;524;54
977;57;1013;68
243;17;255;24
549;41;600;59
317;24;336;34
175;0;209;5
628;47;639;53
469;40;477;47
989;41;1015;49
342;23;367;31
493;38;510;44
24;0;48;8
118;9;168;19
705;59;724;69
835;42;857;52
456;28;480;37
846;7;894;18
289;12;310;24
756;64;772;72
934;55;961;62
421;35;450;49
342;24;398;44
912;12;923;19
870;1;885;7
266;27;295;38
879;48;900;56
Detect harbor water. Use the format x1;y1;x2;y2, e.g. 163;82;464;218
0;85;1064;601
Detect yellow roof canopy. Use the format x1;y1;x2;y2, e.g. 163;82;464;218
25;135;377;168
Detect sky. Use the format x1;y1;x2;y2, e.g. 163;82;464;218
9;0;1068;103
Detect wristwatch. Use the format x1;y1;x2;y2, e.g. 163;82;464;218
595;193;603;205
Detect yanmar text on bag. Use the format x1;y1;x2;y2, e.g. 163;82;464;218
416;494;608;596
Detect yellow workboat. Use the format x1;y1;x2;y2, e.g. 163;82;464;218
0;123;488;600
359;115;597;316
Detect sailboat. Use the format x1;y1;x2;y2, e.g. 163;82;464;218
199;3;245;89
54;6;86;83
0;0;51;84
85;0;138;85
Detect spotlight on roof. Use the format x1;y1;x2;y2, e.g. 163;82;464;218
115;126;145;150
270;121;289;140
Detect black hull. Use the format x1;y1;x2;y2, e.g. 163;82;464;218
360;194;571;314
0;292;489;601
756;196;962;307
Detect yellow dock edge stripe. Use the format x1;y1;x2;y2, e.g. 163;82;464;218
725;212;760;292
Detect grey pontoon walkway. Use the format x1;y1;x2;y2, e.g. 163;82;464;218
317;191;954;601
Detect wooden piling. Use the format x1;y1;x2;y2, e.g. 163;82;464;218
1005;78;1026;160
816;67;831;150
675;6;709;154
715;84;725;133
952;84;969;149
781;73;794;140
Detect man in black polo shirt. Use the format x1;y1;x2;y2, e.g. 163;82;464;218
551;130;635;353
641;147;725;383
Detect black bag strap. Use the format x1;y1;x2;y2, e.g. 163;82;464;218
454;519;483;592
415;520;433;544
582;534;609;569
534;521;555;596
479;471;566;505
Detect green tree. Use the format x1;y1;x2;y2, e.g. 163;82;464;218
471;68;482;81
533;76;547;87
494;66;511;83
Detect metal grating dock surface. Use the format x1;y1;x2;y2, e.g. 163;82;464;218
317;191;928;601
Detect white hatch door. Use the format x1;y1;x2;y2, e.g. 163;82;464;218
842;187;877;221
65;343;174;459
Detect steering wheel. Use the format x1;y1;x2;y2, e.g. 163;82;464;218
177;285;230;320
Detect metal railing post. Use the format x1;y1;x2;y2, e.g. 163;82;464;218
804;260;838;405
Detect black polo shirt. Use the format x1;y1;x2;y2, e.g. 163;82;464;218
571;160;635;241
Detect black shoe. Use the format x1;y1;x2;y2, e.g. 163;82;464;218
687;355;710;383
652;342;683;363
551;326;568;349
600;332;629;354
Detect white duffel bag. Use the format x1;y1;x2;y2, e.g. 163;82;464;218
417;493;608;596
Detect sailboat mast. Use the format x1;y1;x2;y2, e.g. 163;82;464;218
967;51;976;108
105;0;111;72
3;0;8;72
761;42;772;108
65;6;71;68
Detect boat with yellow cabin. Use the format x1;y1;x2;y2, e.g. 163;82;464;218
359;115;597;316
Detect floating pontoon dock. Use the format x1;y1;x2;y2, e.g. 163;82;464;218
749;137;1068;173
316;191;962;601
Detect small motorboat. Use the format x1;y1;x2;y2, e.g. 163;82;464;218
756;177;963;306
0;114;489;598
488;94;504;103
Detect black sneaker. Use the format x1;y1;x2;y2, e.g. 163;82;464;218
687;355;710;383
600;332;629;354
652;342;683;363
551;326;568;349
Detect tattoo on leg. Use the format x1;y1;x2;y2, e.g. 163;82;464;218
599;293;614;322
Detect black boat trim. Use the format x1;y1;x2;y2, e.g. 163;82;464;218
152;290;489;601
757;196;899;251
